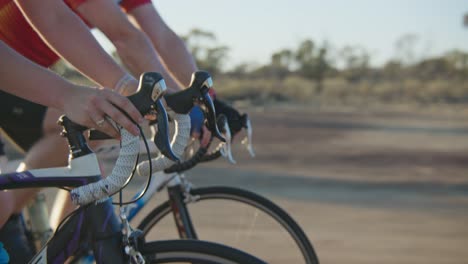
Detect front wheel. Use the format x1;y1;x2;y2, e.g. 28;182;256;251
138;186;319;264
140;239;266;263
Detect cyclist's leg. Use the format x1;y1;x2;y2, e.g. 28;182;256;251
0;109;74;262
0;90;46;226
24;108;77;230
1;107;69;215
0;192;15;229
0;91;52;262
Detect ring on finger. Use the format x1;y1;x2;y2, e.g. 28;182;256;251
96;118;106;127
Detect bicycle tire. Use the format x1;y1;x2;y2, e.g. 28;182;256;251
137;186;319;264
141;239;267;263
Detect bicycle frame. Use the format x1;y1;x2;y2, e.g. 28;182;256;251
124;173;198;239
0;141;128;263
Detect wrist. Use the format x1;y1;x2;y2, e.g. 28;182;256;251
56;82;80;111
114;73;138;95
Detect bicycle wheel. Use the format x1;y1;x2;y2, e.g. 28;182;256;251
141;239;266;263
137;186;319;264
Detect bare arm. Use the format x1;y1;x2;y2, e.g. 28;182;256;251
14;0;133;91
128;4;198;87
75;0;182;91
0;41;142;136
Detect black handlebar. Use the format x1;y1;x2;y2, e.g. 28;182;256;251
164;145;210;173
164;71;225;142
64;72;178;161
162;113;227;173
163;109;255;173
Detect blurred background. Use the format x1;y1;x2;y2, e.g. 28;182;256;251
7;1;468;263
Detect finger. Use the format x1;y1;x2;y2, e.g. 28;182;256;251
99;98;140;136
87;106;120;138
102;88;144;124
96;118;120;138
191;131;201;139
144;113;157;120
189;105;204;135
200;126;211;147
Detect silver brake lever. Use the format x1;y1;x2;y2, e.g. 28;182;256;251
241;117;255;157
220;118;236;164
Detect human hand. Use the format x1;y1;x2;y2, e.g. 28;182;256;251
62;85;144;138
189;105;211;147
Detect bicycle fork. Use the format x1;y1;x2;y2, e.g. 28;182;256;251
167;177;199;239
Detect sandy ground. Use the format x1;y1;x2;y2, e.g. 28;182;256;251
229;105;468;264
3;105;468;263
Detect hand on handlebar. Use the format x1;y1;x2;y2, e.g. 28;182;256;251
164;71;225;142
189;105;212;147
62;85;143;138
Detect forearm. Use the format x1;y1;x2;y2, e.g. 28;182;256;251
129;4;198;87
0;41;72;110
15;0;128;89
112;29;183;90
71;0;181;92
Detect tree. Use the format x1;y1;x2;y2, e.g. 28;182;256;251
339;45;370;82
394;34;421;66
271;49;293;70
295;40;315;65
269;49;294;79
314;47;328;92
445;49;468;79
292;39;331;92
382;60;402;81
182;28;229;74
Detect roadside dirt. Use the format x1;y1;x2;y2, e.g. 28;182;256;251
183;105;468;264
226;105;468;184
6;104;468;264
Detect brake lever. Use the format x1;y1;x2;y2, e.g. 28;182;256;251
87;72;174;160
153;99;179;161
201;92;225;142
131;72;177;162
217;115;236;164
241;115;255;157
163;71;225;143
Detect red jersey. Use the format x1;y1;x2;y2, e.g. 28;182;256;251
0;0;151;67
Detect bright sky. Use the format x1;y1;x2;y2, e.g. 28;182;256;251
96;0;467;69
155;0;467;69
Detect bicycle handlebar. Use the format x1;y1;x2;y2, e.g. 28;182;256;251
164;71;225;143
136;113;190;177
64;72;177;205
88;73;179;161
162;113;256;173
70;128;139;205
140;115;224;175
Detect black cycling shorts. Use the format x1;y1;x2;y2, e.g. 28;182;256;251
0;90;47;152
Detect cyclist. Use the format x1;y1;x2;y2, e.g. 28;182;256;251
0;40;144;262
0;1;211;261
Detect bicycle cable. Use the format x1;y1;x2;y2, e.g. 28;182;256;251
53;115;158;235
112;122;154;206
